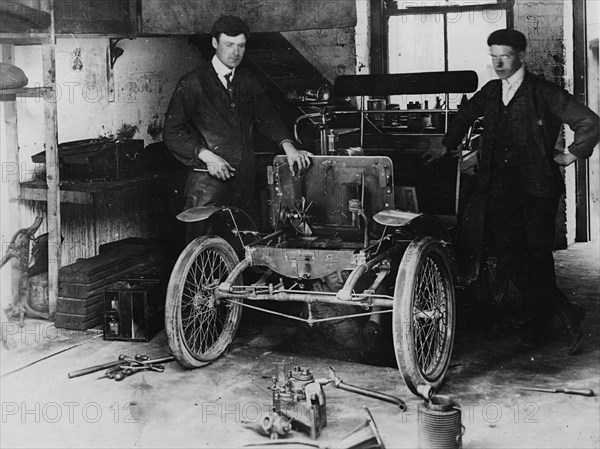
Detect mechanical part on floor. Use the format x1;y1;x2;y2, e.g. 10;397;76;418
243;407;385;449
337;406;386;449
68;353;148;378
498;385;595;397
244;411;293;440
271;364;327;440
417;395;464;449
326;366;406;411
416;384;435;401
1;216;49;323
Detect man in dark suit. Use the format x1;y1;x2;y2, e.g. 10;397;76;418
425;28;599;354
163;15;311;236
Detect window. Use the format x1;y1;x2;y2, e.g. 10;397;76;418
385;0;512;107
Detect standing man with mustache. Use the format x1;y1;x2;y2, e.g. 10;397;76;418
425;29;599;354
164;15;311;239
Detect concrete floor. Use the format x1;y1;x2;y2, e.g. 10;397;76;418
1;240;599;448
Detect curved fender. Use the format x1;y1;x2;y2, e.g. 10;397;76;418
404;215;460;283
456;192;489;285
176;206;226;223
374;209;452;242
177;206;260;256
379;210;460;282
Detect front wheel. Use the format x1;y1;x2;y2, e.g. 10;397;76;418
165;236;243;368
393;237;455;396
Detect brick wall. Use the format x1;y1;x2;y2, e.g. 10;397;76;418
515;0;574;249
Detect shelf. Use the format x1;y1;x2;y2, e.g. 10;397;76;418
0;33;52;45
0;87;54;101
19;175;163;205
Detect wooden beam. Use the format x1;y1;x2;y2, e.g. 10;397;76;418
0;33;52;44
370;0;386;75
41;0;60;318
19;184;93;204
573;0;590;242
1;43;22;310
387;0;514;16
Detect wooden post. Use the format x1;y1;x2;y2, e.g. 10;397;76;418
573;0;590;242
0;44;22;308
41;0;60;317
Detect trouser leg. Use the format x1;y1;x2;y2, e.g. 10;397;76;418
183;171;231;242
183;166;257;243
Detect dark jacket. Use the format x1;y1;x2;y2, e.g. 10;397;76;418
442;71;599;197
163;62;292;170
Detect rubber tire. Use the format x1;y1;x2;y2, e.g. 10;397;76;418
393;237;455;396
165;236;243;368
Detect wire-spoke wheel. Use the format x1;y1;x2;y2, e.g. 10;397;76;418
165;236;242;368
393;237;455;396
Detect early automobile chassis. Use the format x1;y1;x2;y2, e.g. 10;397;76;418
165;71;504;396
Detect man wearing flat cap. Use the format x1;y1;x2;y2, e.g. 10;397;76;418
426;28;599;354
163;15;311;239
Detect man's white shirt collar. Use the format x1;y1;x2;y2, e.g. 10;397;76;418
503;65;525;88
502;65;525;105
212;55;234;88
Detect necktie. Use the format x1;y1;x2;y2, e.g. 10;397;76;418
503;81;519;106
224;72;233;96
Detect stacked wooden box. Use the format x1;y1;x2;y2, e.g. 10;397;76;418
55;239;169;330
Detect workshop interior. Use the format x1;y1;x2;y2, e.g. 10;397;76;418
1;1;599;448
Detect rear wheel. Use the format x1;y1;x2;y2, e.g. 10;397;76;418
165;236;243;368
393;237;455;396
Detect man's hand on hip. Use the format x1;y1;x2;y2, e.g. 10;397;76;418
553;150;578;167
198;149;236;181
282;141;312;176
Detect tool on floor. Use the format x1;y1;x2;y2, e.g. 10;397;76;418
244;407;386;449
506;385;595;397
101;355;174;382
68;353;147;378
418;395;464;449
325;366;406;411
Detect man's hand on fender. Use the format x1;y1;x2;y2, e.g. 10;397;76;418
553;150;578;167
282;141;312;176
198;149;236;181
422;146;448;165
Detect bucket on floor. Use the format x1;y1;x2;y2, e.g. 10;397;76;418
417;395;464;449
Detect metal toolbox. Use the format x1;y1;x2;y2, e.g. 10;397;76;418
31;138;143;181
103;278;166;342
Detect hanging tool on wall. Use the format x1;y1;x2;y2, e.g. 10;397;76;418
1;216;48;324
